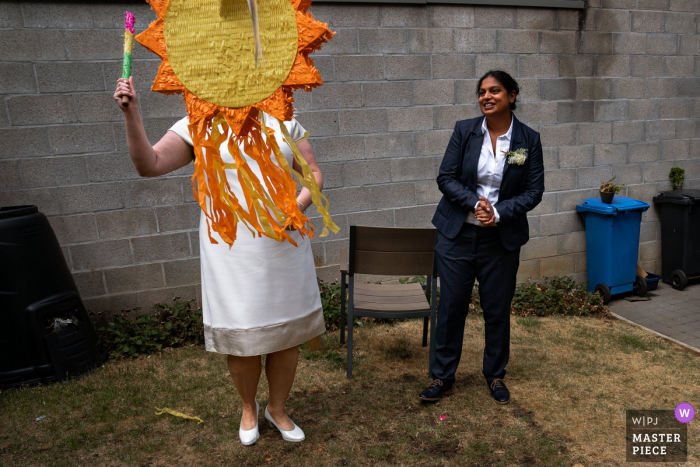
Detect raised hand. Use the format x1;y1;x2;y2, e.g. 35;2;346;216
114;77;138;111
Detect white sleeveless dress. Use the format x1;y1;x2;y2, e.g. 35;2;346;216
169;114;326;356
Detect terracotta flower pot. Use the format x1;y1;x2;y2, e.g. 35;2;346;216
600;190;615;204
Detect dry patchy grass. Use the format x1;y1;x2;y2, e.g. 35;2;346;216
1;315;698;466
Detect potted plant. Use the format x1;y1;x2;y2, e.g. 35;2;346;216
599;177;625;204
669;167;685;190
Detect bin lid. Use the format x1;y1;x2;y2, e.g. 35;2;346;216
652;189;700;205
576;196;650;215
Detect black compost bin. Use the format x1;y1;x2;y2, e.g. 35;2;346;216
0;205;105;388
652;190;700;290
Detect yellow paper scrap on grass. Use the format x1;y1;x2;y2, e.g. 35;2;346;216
155;407;204;424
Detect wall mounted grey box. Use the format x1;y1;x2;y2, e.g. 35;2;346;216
313;0;585;9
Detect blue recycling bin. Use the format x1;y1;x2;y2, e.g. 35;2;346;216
576;196;650;304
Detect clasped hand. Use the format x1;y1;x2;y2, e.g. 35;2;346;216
475;197;496;226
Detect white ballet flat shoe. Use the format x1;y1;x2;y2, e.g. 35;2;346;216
264;406;305;442
239;401;260;446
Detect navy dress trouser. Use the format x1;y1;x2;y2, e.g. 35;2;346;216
431;222;521;383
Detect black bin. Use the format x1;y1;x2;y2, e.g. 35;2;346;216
652;190;700;290
0;205;105;388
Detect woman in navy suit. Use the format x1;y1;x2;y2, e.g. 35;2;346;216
419;70;545;404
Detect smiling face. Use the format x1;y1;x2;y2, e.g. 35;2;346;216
478;76;516;118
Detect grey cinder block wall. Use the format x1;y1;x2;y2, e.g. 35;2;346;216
1;1;698;313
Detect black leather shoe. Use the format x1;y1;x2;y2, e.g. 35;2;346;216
419;379;453;402
488;379;510;405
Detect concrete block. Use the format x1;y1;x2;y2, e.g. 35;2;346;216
7;95;76;126
82;293;139;314
429;5;474;28
103;59;160;92
343;160;391;186
311;83;361;109
632;11;664;32
540;254;576;278
676;119;700;139
578;32;613;54
0;160;21;190
646;120;676;141
558;231;587;255
660;139;690;160
517;259;540;283
75;92;125;123
612;121;646;143
576;78;612;100
663;57;694;77
23;3;93;28
577;122;612;145
63;30;123;60
630;56;662;78
362;82;410;108
0;63;37;94
21;156;88;188
391;156;436;182
71;239;132;270
384;55;431;81
409;29;453;54
319;28;358;55
678;78;700;98
545;169;577;191
315;265;340;284
163;258;201;287
596;55;630;77
638;0;670;9
92;3;157;30
121;178;183;208
85;153;140;183
0;3;22;28
104;263;164;294
595;9;630;31
474;6;516;29
577;165;613;188
664;12;696;33
323;187;370;214
411;80;455;105
680;35;700;55
629;142;660;162
612;33;647;55
516;56;557;79
557;188;598;212
639;221;660;242
629;100;661;121
293;89;311;111
670;0;700;11
559;145;594;168
612;164;643;184
515;102;558;125
521;235;558;260
387;107;434;132
365;133;414;159
190;231;200;256
559;55;595;77
35;62;103;93
73;271;106;298
137;92;186;119
347;209;394;227
318;162;343;189
475;54;518;77
528;216;540;237
369;182;416;209
415;130;452;157
96;208;158;239
557;10;581;30
0;128;52;160
497;30;538;54
0;30;65;60
594;144;628;166
557;102;594;123
647;34;679;55
661;99;693;119
531;192;558;215
432;55;476;79
131;232;191;263
48;124;115;155
391;204;435;228
541;211;583;236
48;214;97;244
0;188;61;216
313;135;364;162
639;241;662;261
611;78;645;99
454;29;496;54
642;160;678;182
538;31;576;54
138;286;198;308
313;56;334;82
455;79;479;104
602;0;637;8
539;124;577;147
415;179;442;205
330;5;380;27
381;6;429;27
517;8;557;29
358;28;407;54
542;147;559;170
434;105;479;130
339;109;388;135
595;101;628;122
539;78;576;101
61;182;123;214
296;111;339;137
646;78;677;98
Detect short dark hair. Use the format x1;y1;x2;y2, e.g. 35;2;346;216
476;70;520;111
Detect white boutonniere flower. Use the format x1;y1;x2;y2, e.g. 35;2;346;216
503;148;528;166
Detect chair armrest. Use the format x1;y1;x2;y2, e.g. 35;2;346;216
340;247;348;273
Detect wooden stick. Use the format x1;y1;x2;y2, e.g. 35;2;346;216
121;95;130;107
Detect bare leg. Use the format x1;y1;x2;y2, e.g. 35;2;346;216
265;345;299;431
227;355;262;430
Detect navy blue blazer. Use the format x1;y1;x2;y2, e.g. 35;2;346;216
431;114;545;251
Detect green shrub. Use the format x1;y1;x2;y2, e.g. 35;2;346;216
318;278;343;331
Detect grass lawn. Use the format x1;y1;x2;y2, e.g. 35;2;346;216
1;314;698;466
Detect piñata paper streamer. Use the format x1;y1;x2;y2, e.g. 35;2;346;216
155;407;204;424
122;12;135;79
135;0;339;247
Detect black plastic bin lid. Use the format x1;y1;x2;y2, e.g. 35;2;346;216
0;205;38;220
653;190;700;205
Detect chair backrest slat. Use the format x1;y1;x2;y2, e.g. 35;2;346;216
349;225;436;276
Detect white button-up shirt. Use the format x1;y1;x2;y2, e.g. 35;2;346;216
465;117;513;226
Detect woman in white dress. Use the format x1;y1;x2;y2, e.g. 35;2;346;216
114;77;326;445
